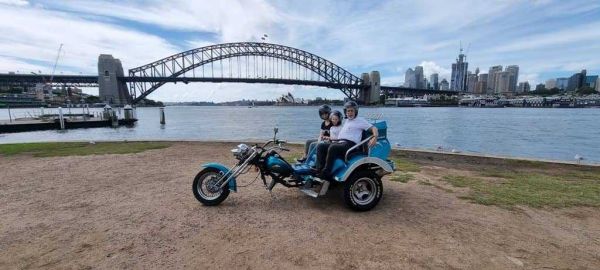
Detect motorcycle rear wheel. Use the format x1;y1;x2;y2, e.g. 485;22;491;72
343;171;382;211
192;168;230;206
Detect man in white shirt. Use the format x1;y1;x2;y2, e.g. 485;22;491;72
314;101;378;178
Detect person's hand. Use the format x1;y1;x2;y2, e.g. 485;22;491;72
368;136;377;148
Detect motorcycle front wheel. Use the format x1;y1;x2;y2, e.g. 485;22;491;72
192;168;230;206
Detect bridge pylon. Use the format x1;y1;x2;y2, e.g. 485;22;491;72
358;71;381;105
98;54;132;106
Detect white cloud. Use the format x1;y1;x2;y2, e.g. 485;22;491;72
1;0;600;101
419;61;451;81
0;5;179;74
0;0;28;6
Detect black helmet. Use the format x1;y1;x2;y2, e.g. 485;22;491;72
330;110;343;126
343;101;359;118
318;104;331;120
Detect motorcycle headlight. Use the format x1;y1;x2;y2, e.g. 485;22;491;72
231;143;250;160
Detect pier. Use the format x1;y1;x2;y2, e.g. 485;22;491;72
0;117;137;133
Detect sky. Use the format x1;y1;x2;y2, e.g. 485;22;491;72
1;0;599;102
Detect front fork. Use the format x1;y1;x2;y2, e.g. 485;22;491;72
215;152;256;190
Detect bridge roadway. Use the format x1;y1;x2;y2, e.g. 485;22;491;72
0;73;458;96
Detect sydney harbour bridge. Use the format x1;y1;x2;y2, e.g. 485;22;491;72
0;42;456;105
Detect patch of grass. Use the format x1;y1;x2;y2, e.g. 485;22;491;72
390;173;414;183
0;142;171;157
392;158;421;172
417;179;455;193
285;152;304;162
442;173;600;208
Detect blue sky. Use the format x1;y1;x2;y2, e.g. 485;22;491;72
1;0;599;101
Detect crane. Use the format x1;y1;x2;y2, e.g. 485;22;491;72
49;43;63;84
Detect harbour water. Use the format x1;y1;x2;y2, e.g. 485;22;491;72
1;106;599;164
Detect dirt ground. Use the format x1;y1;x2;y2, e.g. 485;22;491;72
1;142;599;269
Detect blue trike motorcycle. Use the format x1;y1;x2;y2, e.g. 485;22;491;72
192;118;395;211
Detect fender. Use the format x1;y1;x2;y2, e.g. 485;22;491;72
333;157;394;182
201;163;237;192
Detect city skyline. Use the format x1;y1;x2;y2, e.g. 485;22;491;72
1;0;599;101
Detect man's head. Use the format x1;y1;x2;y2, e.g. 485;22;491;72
343;101;358;119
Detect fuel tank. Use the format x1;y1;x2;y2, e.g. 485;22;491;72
265;154;293;177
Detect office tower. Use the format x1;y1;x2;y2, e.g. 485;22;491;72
415;66;425;89
475;73;488;94
585;75;598;89
467;72;478;93
495;71;511;94
518;82;531;92
505;65;519;93
440;79;450;90
545;79;557;89
555;78;568;90
404;68;416;88
450;48;468;92
430;73;439;90
487;65;503;94
567;69;586;91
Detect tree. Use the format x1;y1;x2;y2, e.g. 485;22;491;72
576;86;598;95
85;95;102;104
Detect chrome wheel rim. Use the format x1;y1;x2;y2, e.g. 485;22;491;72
351;177;377;205
197;171;223;200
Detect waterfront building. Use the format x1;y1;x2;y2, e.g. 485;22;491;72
517;82;531;93
404;68;416;88
535;83;545;91
585;75;598;89
450;49;468;92
415;66;425;89
475;73;488;94
430;73;439;90
467;72;478;93
440;78;450;90
545;79;557;89
495;71;512;94
556;78;568;90
487;65;503;94
567;69;586;91
505;65;519;93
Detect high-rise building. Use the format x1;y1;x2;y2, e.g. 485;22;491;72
585;75;598;89
487;65;503;94
518;82;531;93
596;77;600;92
545;79;557;89
505;65;519;93
450;48;468;92
495;71;511;94
430;73;439;90
414;66;425;89
440;78;450;90
475;73;488;94
535;83;545;91
404;68;416;88
567;69;586;91
556;78;568;90
467;72;478;93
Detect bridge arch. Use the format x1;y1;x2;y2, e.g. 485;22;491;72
128;42;364;104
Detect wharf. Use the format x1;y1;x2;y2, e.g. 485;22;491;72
0;117;137;133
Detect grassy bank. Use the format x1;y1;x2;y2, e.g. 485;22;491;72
389;152;600;209
0;142;171;157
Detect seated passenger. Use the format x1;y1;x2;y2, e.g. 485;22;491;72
328;110;343;140
314;101;378;178
297;105;332;162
